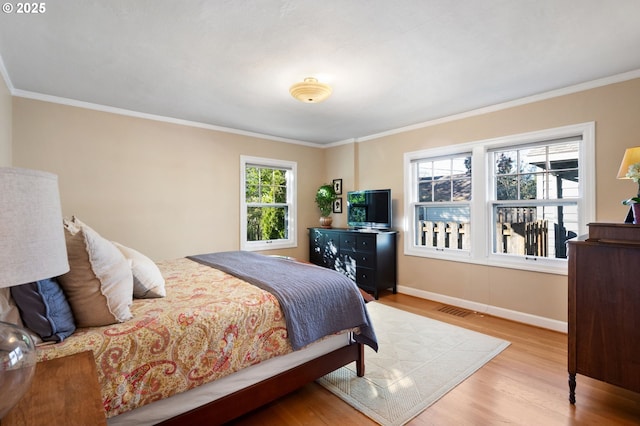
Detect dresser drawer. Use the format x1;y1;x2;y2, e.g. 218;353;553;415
341;234;376;253
340;234;357;252
357;235;376;252
356;267;376;288
352;251;374;268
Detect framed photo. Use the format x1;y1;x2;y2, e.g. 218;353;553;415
333;197;343;214
332;178;343;195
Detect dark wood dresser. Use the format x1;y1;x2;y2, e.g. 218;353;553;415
567;223;640;404
309;227;397;299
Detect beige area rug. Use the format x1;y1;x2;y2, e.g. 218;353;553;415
317;302;510;426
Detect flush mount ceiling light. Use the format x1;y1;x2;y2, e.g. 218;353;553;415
289;77;332;103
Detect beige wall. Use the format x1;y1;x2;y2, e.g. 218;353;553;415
11;77;640;325
324;143;356;228
0;73;11;166
327;77;640;323
12;98;326;261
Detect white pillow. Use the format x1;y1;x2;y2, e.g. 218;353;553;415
113;242;166;298
0;287;23;326
57;217;133;327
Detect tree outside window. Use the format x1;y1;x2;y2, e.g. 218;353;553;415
245;166;287;241
491;142;580;259
241;156;296;251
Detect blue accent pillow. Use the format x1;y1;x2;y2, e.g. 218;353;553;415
11;277;76;342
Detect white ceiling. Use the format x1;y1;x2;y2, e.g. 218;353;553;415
1;1;640;145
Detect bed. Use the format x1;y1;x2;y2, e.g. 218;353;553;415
12;218;376;425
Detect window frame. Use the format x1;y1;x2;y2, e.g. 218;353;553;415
403;122;595;275
240;155;297;251
411;153;473;257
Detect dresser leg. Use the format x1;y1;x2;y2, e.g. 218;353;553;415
569;373;576;404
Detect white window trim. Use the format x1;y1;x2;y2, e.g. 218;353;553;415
410;153;473;259
240;155;297;251
403;122;595;275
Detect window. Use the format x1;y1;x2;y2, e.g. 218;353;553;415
404;123;595;274
240;156;297;251
413;154;472;253
491;141;580;260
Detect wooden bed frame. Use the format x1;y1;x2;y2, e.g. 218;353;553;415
158;288;373;424
158;342;365;425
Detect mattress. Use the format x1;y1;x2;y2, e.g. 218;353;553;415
107;332;350;425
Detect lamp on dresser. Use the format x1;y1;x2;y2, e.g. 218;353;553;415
0;167;69;419
616;146;640;224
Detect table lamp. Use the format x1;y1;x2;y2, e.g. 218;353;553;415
616;147;640;223
0;167;69;419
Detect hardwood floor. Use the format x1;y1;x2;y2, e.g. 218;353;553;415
229;292;640;425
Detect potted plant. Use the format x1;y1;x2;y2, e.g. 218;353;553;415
315;184;337;228
622;162;640;224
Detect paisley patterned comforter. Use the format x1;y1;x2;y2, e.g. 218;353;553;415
36;258;295;418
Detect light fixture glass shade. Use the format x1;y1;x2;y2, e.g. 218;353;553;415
0;167;69;419
616;147;640;179
289;77;332;103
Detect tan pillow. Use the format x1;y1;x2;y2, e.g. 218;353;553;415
58;217;133;327
113;242;166;298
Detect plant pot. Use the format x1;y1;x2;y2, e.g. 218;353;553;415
319;216;333;228
633;203;640;225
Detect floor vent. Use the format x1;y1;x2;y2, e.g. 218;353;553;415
437;305;472;318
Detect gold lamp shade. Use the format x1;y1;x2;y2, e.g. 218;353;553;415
616;146;640;179
289;77;332;103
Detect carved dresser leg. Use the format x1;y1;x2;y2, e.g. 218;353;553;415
569;373;576;404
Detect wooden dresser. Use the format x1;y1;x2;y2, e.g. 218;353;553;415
567;223;640;404
309;228;397;299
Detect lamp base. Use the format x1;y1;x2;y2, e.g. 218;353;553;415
0;321;36;419
624;205;640;224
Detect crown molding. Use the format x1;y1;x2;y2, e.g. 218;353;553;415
7;66;640;149
0;54;13;92
356;69;640;143
11;89;321;148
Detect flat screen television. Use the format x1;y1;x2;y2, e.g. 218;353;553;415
346;189;392;230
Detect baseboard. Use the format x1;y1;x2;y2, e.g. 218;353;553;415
396;285;568;333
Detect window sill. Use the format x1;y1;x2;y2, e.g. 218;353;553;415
404;246;567;275
241;240;296;251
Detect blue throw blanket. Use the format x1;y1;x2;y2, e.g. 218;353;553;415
187;251;377;352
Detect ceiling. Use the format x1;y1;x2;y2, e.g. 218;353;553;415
1;1;640;145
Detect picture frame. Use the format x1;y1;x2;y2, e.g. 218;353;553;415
333;197;343;214
332;178;343;195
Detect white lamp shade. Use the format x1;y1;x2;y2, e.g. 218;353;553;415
0;167;69;288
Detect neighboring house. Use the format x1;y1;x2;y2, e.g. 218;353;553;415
2;69;640;332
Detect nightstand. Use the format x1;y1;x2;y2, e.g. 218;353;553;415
3;351;106;426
